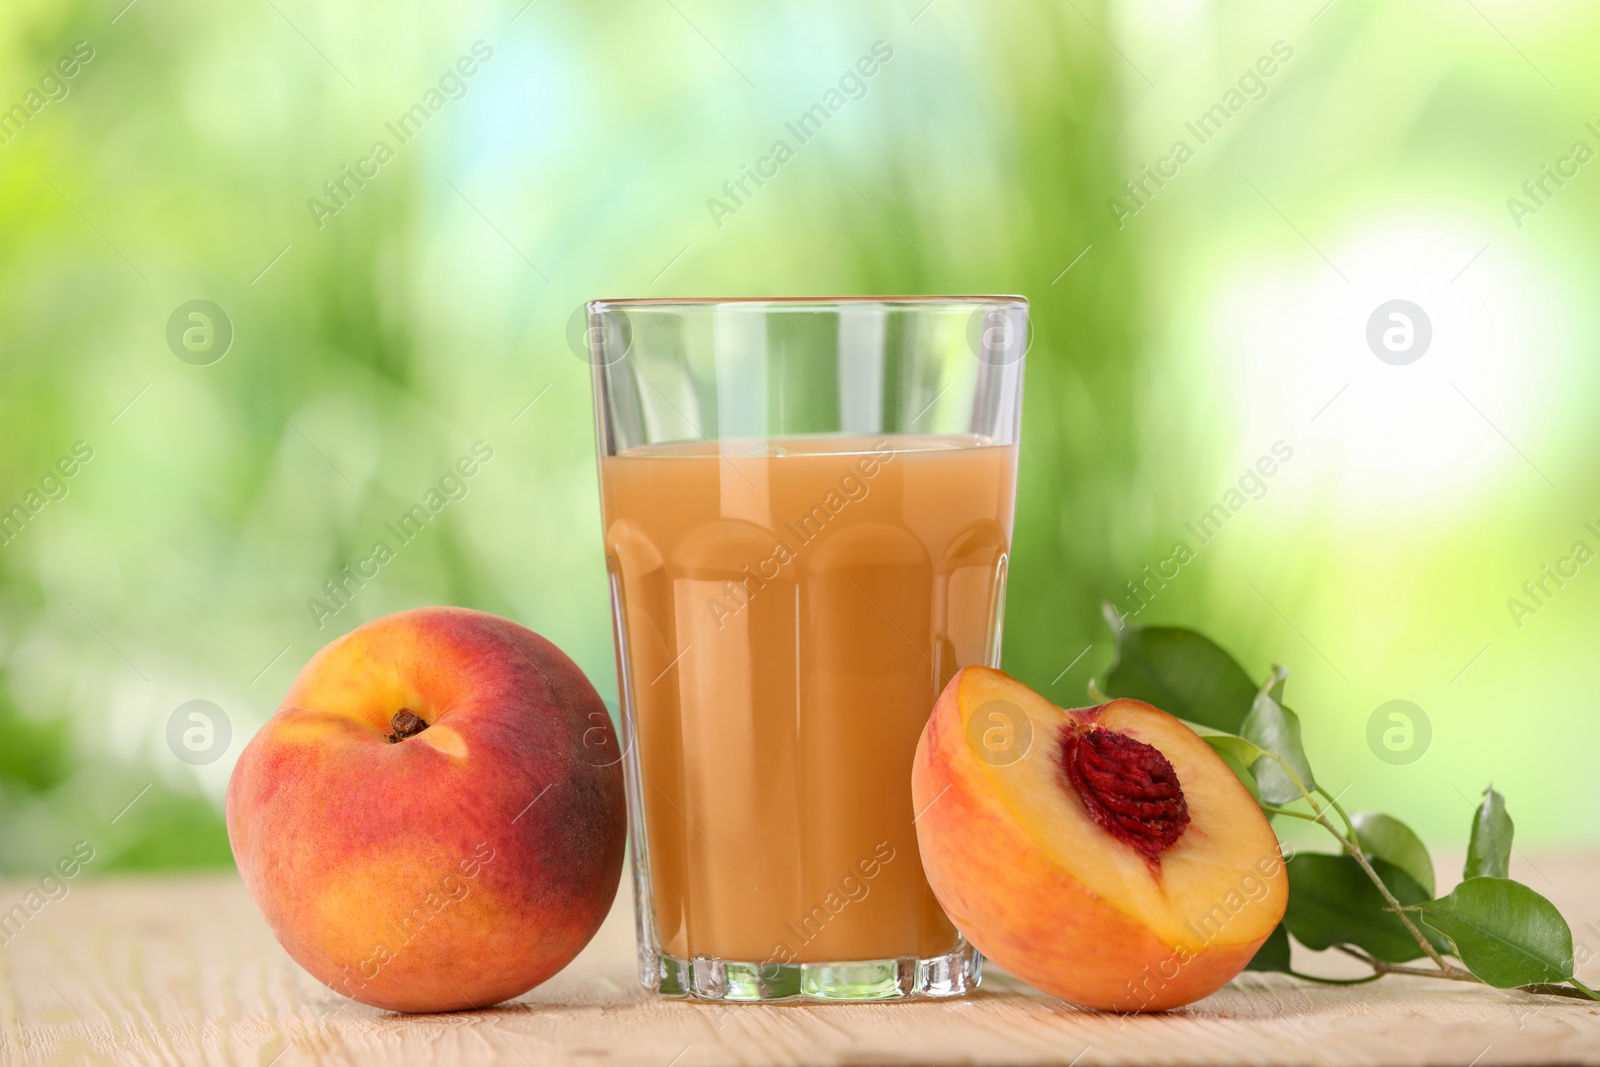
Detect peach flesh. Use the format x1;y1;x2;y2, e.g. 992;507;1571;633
912;667;1287;1012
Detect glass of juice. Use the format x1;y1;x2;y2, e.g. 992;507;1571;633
585;296;1026;1002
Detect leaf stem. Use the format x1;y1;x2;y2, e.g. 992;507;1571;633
1334;946;1471;984
1286;968;1383;986
1333;946;1599;1000
1568;977;1600;1001
1258;750;1459;977
1337;834;1456;976
1524;982;1600;1001
1373;961;1476;983
1258;804;1322;824
1315;785;1357;840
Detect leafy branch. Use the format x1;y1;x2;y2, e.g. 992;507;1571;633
1095;611;1598;1002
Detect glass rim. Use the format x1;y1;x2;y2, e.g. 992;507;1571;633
588;294;1027;313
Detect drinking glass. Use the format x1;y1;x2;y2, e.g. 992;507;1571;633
585;296;1026;1001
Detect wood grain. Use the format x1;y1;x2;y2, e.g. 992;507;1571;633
2;856;1598;1066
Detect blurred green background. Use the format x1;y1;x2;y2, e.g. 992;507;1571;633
2;0;1597;873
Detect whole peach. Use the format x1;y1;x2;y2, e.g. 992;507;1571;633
227;607;626;1013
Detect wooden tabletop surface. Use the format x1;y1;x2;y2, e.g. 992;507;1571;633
3;855;1599;1066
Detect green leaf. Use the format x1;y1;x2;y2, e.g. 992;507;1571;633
1284;853;1445;963
1267;665;1286;705
1179;719;1265;766
1211;740;1263;805
1245;923;1292;973
1178;719;1264;804
1465;785;1513;880
1239;673;1316;805
1421;877;1573;988
1350;812;1435;897
1100;612;1257;733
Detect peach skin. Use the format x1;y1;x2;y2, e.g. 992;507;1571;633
227;607;626;1013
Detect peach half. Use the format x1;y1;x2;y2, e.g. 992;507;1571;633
912;667;1286;1011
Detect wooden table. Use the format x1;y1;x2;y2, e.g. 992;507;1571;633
4;858;1599;1066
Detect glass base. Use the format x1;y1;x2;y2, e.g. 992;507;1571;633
637;942;981;1002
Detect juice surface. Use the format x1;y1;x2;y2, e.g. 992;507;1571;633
600;433;1017;963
